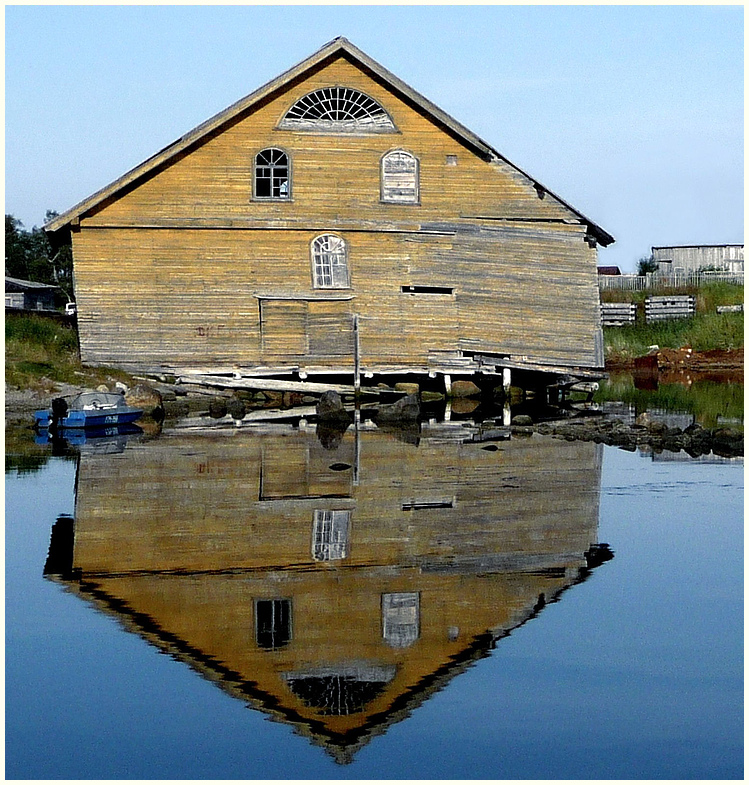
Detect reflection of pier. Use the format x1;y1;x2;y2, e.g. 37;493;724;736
45;424;610;763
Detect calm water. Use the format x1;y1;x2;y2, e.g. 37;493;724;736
6;417;743;779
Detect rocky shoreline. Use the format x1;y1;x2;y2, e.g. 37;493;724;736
6;376;743;460
513;412;743;458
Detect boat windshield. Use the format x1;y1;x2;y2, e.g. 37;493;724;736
69;392;126;410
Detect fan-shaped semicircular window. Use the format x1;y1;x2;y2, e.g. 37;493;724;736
280;87;396;133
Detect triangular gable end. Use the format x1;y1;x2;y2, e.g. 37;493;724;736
44;37;613;247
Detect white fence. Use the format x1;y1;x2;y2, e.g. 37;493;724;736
599;271;744;291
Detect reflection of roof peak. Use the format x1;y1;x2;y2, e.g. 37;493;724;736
46;565;604;765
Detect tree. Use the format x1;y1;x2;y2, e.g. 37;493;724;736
43;210;74;299
637;254;659;276
5;215;28;279
4;212;74;300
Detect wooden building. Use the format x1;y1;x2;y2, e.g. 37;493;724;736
45;37;614;392
45;424;610;762
652;244;744;274
5;276;59;312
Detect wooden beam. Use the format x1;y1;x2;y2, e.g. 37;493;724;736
176;373;398;396
471;354;604;379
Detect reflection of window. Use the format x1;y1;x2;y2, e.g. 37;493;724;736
255;598;292;649
381;150;419;204
382;592;420;648
280;87;395;133
284;664;396;716
312;510;351;561
312;234;349;289
254;148;290;200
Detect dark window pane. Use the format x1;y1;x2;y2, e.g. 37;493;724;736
256;599;292;649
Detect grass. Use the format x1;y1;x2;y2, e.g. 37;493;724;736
600;281;744;310
601;282;744;361
5;313;136;391
604;312;743;360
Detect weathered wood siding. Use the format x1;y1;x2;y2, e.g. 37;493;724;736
652;245;744;274
67;428;602;740
71;55;603;374
72;429;600;574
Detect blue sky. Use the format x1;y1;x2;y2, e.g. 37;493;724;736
5;5;743;271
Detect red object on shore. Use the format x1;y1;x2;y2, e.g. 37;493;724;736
633;353;658;371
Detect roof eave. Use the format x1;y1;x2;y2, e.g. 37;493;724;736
44;36;614;247
44;37;351;234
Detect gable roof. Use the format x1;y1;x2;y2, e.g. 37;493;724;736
44;36;614;246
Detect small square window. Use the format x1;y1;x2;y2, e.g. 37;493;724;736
446;155;458;166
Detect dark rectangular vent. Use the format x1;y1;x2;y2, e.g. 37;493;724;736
401;285;454;295
402;499;455;511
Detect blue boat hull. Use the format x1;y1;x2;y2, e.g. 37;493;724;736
35;422;143;445
35;407;143;429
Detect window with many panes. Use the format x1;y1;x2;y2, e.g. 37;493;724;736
381;150;419;204
311;234;349;288
280;87;395;133
254;148;290;200
312;510;351;561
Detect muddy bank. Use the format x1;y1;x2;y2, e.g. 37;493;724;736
607;347;743;377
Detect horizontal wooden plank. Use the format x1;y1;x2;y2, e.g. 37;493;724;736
176;373;399;396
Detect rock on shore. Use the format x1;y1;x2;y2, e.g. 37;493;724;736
529;417;743;458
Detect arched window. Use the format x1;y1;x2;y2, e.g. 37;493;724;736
311;235;349;289
280;87;395;133
381;150;419;204
312;510;350;561
254;148;290;200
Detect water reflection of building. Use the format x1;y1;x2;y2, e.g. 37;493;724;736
45;424;610;763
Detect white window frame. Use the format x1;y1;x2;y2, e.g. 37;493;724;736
312;509;351;561
381;150;420;205
311;234;350;289
280;87;396;133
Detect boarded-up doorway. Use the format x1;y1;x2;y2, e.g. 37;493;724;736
259;298;355;363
